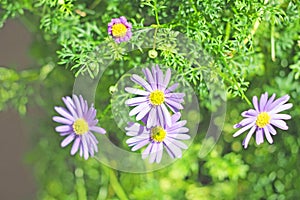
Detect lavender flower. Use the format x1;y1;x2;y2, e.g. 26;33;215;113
233;92;292;148
53;94;106;159
126;113;190;163
108;16;132;43
125;65;185;128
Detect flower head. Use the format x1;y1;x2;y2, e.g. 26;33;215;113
108;16;132;43
53;95;106;159
233;92;292;148
125;65;185;128
125;113;190;163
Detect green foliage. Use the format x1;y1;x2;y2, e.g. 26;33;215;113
1;0;300;199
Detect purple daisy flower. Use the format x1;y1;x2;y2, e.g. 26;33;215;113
233;92;293;148
108;16;132;43
125;65;185;128
125;113;190;163
53;94;106;160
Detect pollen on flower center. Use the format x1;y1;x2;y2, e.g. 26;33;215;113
112;23;127;37
73;118;89;135
149;90;165;105
256;112;271;128
151;126;167;142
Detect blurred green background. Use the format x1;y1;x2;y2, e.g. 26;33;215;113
0;0;300;199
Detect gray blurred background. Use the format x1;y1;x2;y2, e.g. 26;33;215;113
0;19;36;199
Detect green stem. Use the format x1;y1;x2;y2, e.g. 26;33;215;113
188;0;198;12
153;0;160;26
108;168;129;200
75;168;88;200
242;94;252;106
271;21;276;61
152;27;158;50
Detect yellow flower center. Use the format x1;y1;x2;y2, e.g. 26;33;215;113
112;23;127;37
256;112;271;128
149;90;165;105
151;126;167;142
73;118;89;135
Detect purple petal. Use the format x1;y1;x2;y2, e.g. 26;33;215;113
79;95;88;114
165;99;183;110
161;104;172;127
168;133;190;140
271;119;288;130
162;68;171;90
166;137;188;149
146;107;157;128
168;120;187;131
54;107;74;121
156;106;165;127
151;66;158;86
53;116;73;125
126;134;149;145
155;143;163;163
61;134;75;147
81;135;89;160
142;143;153;159
167;127;189;134
255;128;264;145
263;127;273;144
71;137;81;155
55;125;72;133
79;145;83;157
234;117;256;128
143;68;156;90
265;93;276;109
136;105;151;121
125;87;149;96
125;97;148;106
243;125;256;148
72;94;83;117
156;67;164;90
266;94;290;111
269;103;293;114
90;126;106;134
266;124;277;135
164;138;182;158
87;133;98;155
129;102;150;116
131;74;153;92
233;122;255;137
63;96;78;119
120;16;127;23
149;143;159;163
252;96;259;112
271;113;291;120
165;83;179;93
171;112;181;123
165;93;185;99
60;132;72;137
241;109;258;117
259;92;268;112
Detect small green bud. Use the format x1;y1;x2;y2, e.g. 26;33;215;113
109;85;117;94
148;49;158;59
